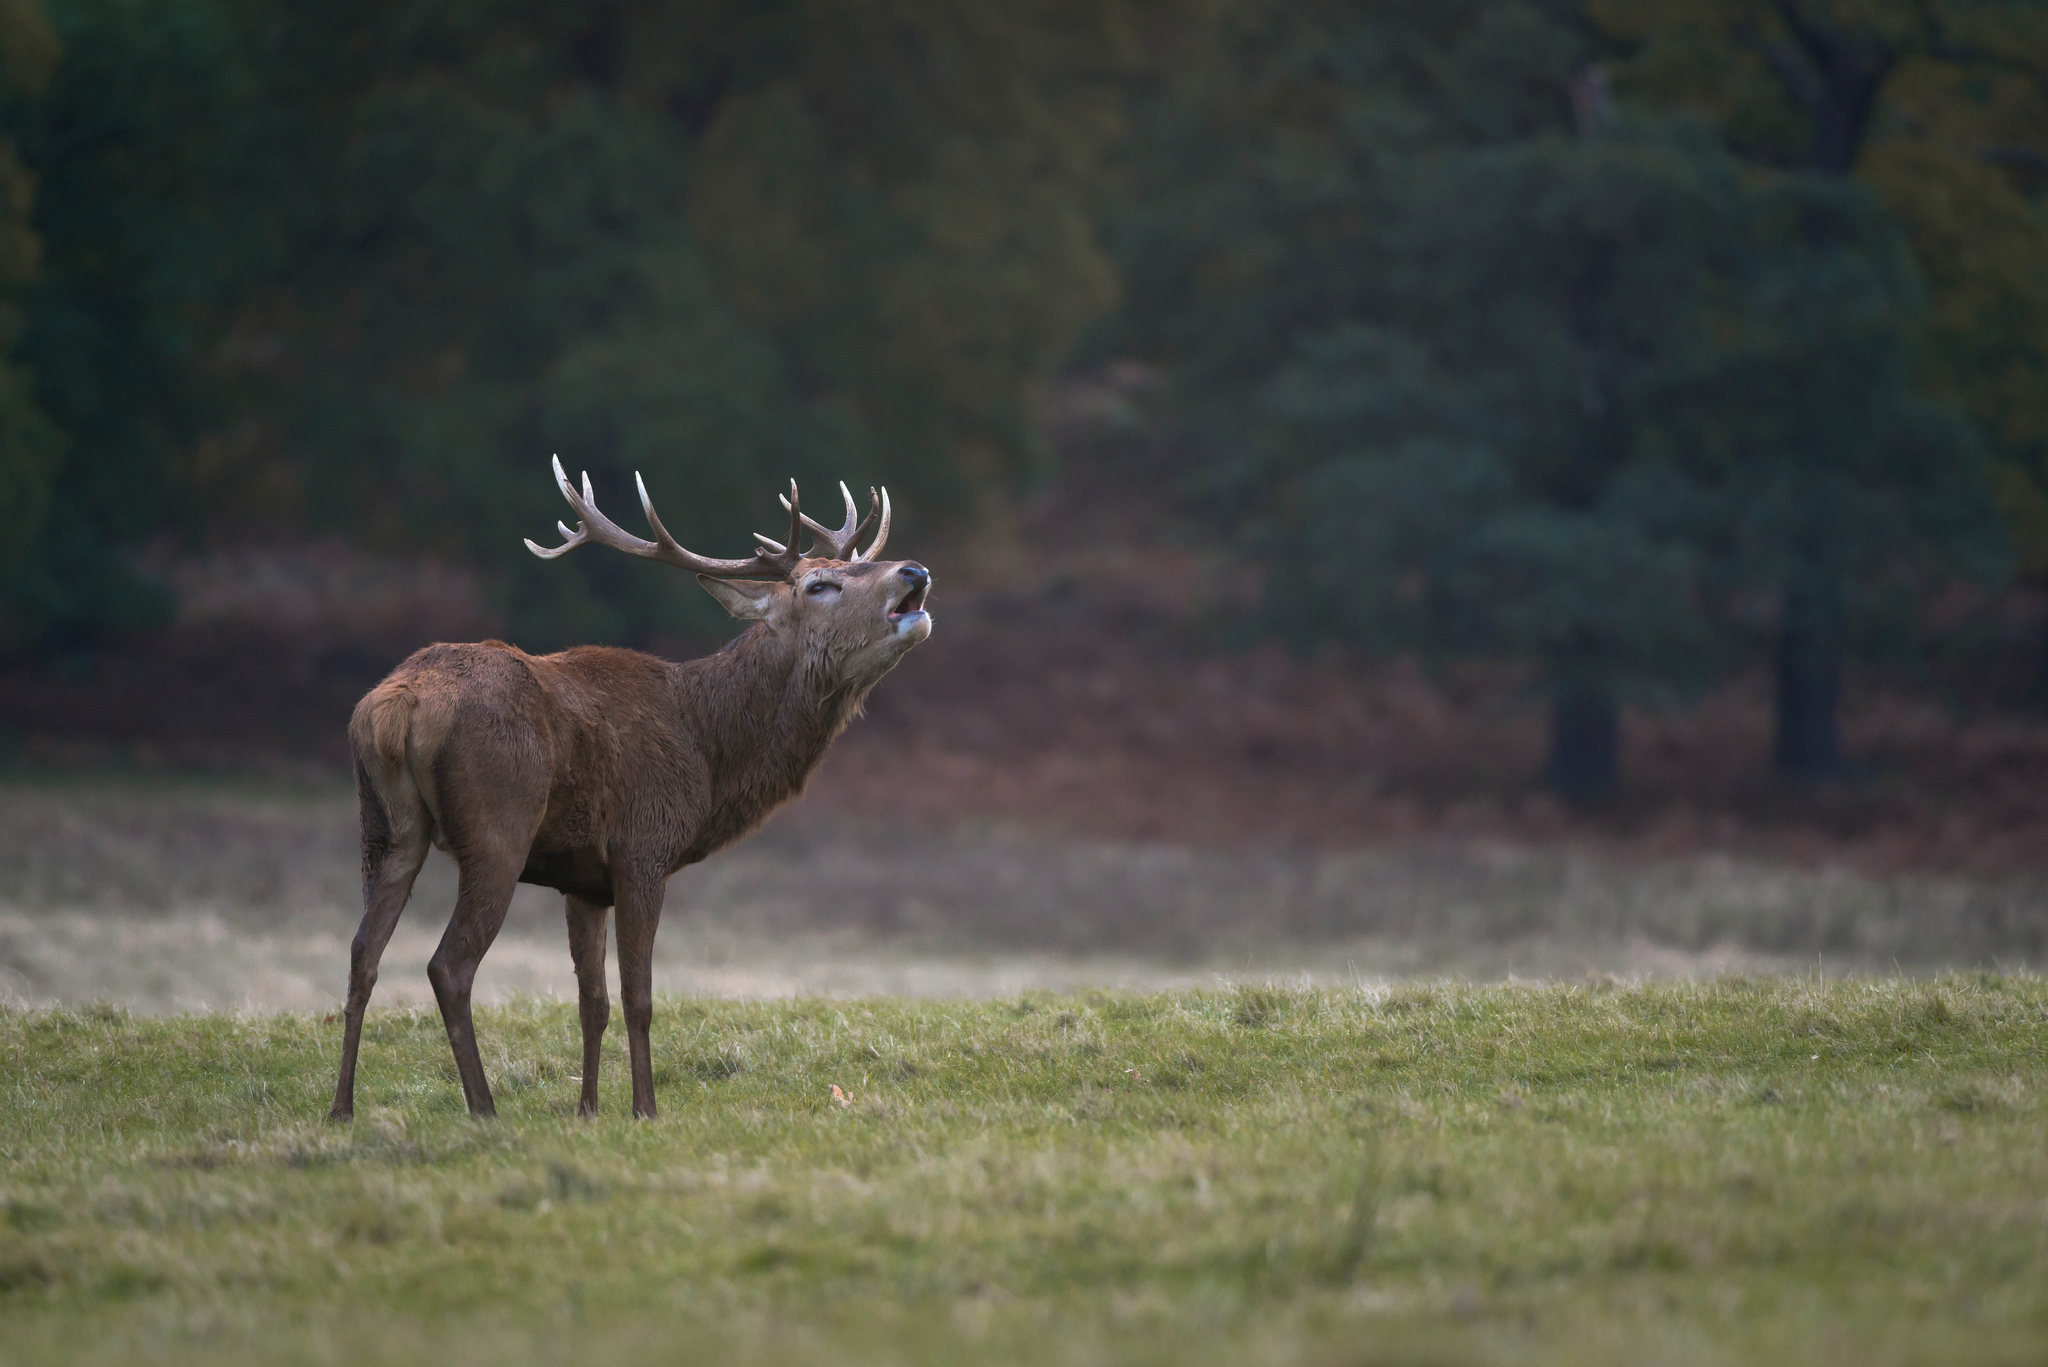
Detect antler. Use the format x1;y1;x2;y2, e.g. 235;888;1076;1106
778;481;892;562
524;456;806;580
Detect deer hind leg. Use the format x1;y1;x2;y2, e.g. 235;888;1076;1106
419;709;549;1120
330;762;432;1122
612;871;668;1119
564;895;610;1117
426;851;526;1118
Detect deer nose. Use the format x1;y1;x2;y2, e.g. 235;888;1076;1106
897;563;929;587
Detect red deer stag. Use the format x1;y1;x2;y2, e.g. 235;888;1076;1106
328;459;932;1120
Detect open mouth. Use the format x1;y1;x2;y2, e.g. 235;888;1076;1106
889;582;930;620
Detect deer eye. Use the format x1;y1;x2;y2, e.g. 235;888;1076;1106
805;579;842;596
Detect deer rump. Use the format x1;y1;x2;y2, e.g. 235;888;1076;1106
356;643;675;908
327;465;931;1124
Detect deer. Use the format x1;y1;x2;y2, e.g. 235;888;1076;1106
327;458;932;1121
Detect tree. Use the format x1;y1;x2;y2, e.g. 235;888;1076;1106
1591;0;2048;761
0;0;243;649
2;0;1175;651
1101;2;1741;798
0;0;62;643
201;0;1146;646
1097;0;2014;793
1663;171;2004;772
1094;0;1602;507
1262;120;1768;800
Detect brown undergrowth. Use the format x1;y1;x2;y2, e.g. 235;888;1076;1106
5;531;2048;878
825;588;2048;874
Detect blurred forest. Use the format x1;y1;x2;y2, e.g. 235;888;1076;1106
0;0;2046;810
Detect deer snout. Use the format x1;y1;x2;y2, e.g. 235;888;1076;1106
889;562;932;625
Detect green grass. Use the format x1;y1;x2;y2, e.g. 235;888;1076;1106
2;977;2046;1365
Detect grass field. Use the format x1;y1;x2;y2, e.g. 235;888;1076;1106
3;977;2046;1365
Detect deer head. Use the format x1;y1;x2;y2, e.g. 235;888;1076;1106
524;457;932;679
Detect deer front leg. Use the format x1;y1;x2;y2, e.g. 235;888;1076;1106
564;894;611;1117
612;871;668;1119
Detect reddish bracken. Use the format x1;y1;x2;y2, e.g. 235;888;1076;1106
328;461;932;1120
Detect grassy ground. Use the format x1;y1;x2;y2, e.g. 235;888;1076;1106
2;977;2046;1365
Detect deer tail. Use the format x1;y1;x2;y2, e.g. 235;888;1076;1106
352;678;419;769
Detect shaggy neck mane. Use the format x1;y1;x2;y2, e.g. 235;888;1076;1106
674;620;875;821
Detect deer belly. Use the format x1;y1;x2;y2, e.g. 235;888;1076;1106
517;847;614;907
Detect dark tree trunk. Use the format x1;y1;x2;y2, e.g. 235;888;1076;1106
1773;623;1841;774
1752;11;1883;779
1760;2;1896;176
1546;685;1617;803
1774;569;1844;776
2037;596;2048;713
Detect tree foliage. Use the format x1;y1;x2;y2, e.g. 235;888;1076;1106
1590;0;2048;567
0;0;60;625
1096;0;2018;792
2;0;1171;649
0;0;2038;795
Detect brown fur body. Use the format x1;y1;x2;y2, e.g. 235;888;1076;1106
329;546;931;1121
356;632;874;899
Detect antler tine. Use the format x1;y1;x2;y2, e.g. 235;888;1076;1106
525;456;660;560
523;519;587;559
733;479;804;573
850;487;879;556
851;486;891;562
633;471;682;553
525;464;593;557
779;479;868;559
525;456;803;580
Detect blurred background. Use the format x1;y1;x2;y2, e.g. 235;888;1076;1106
2;0;2048;1008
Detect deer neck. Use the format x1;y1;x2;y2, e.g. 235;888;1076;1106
690;623;871;809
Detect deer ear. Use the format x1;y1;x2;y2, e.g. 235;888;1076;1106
696;575;780;620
